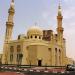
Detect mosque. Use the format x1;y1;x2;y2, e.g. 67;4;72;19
2;0;74;66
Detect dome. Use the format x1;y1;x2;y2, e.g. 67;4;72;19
27;26;43;36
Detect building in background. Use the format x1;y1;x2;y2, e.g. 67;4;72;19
2;0;74;66
65;57;75;65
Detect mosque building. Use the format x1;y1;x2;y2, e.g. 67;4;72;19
2;0;69;66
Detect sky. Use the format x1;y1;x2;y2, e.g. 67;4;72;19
0;0;75;60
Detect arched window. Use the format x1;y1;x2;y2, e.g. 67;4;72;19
55;48;57;66
17;45;23;65
39;36;41;39
48;48;52;65
59;49;61;65
35;36;37;38
10;46;14;63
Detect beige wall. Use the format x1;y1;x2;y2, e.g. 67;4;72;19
3;37;66;66
37;45;49;65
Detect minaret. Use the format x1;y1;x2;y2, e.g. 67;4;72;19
57;0;66;66
57;0;64;46
2;0;15;64
5;0;15;43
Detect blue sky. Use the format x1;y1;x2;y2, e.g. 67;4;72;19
0;0;75;60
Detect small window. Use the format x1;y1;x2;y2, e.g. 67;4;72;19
18;35;20;39
31;36;32;38
35;36;37;38
59;49;61;52
48;48;51;51
39;36;41;39
55;48;57;51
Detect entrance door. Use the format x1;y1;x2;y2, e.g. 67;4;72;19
38;60;42;66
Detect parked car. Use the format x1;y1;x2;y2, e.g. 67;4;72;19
66;64;75;71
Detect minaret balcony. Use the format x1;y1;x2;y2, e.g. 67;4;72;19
8;8;15;14
57;27;64;32
6;22;14;26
